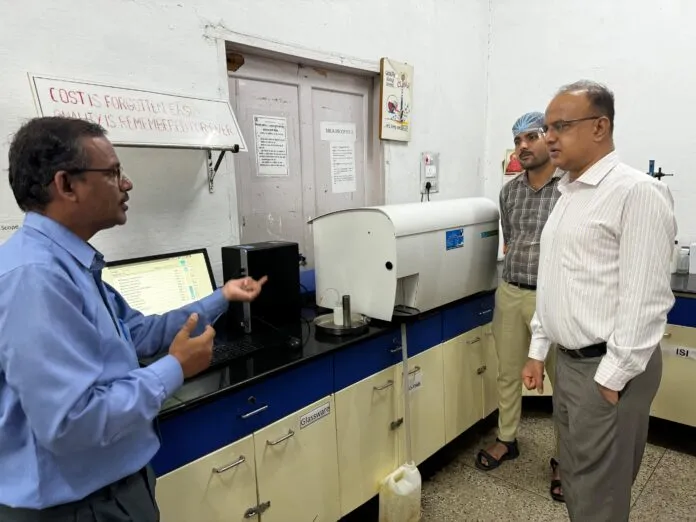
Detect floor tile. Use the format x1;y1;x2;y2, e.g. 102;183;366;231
462;410;665;506
421;458;569;521
630;450;696;521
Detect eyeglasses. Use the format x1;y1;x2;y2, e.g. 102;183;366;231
541;116;601;135
65;165;128;184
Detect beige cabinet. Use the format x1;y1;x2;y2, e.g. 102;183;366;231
396;344;446;465
443;329;485;443
254;396;340;522
156;435;258;522
650;325;696;427
335;365;401;517
481;323;499;418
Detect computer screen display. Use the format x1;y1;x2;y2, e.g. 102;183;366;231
102;251;215;316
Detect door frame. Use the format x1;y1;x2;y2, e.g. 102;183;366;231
215;32;385;265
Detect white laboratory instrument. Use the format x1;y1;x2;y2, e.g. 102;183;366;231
310;197;500;322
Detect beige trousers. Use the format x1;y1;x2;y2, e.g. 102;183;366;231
492;281;558;455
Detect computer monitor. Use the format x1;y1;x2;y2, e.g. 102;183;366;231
102;249;217;316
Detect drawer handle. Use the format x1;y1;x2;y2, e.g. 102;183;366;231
213;455;246;473
374;380;394;391
467;337;481;345
408;365;421;375
663;332;672;338
390;417;404;430
240;405;268;419
267;430;295;446
476;365;487;375
390;346;402;353
479;309;493;316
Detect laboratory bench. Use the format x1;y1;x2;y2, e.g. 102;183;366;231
151;289;496;522
150;274;696;521
522;273;696;424
650;274;696;428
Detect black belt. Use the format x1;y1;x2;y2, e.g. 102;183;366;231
559;342;607;359
506;280;537;291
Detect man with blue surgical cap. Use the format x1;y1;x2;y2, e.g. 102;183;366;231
475;111;565;502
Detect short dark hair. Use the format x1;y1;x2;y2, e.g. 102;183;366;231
557;80;615;132
8;116;107;211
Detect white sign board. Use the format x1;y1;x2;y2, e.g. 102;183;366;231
29;74;247;151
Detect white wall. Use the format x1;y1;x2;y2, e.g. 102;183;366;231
483;0;696;244
0;0;490;281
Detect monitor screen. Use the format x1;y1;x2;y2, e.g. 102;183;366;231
102;251;215;316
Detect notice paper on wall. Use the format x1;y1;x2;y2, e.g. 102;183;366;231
329;142;357;194
320;121;356;142
253;115;289;176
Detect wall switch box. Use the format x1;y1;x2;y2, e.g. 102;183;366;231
420;152;440;194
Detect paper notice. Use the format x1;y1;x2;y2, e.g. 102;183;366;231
329;142;356;194
320;121;356;142
254;115;289;176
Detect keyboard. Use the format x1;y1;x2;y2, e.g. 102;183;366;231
210;338;259;366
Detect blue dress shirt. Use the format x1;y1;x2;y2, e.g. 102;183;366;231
0;212;228;509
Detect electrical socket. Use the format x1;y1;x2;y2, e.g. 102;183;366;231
420;152;439;194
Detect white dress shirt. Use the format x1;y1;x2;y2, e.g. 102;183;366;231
529;151;677;391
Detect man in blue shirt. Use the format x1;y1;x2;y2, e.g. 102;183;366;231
0;116;267;521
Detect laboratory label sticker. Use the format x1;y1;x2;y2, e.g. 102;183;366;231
662;344;696;361
446;228;464;250
300;402;331;429
408;369;423;393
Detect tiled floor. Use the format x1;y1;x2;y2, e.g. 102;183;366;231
421;401;696;521
343;399;696;521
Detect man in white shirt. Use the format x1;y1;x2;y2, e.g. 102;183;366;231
522;80;676;521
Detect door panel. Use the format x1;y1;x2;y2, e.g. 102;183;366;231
229;77;305;254
229;54;378;269
310;88;367;216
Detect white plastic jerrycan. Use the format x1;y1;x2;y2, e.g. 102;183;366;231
378;462;422;522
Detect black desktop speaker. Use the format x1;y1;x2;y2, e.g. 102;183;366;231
221;241;301;334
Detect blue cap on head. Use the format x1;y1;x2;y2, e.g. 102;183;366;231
512;111;544;138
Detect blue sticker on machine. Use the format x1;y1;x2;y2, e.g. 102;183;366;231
446;228;464;250
481;230;499;238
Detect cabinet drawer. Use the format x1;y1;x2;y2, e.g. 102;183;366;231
334;331;401;391
153;355;333;476
667;295;696;328
254;396;340;522
398;345;446;464
156;435;257;522
442;301;479;341
406;312;443;357
335;365;400;516
651;329;696;427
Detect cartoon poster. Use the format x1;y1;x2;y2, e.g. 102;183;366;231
379;58;413;141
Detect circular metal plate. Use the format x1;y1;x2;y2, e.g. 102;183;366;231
314;313;370;336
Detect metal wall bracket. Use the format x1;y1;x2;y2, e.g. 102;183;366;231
207;144;240;193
